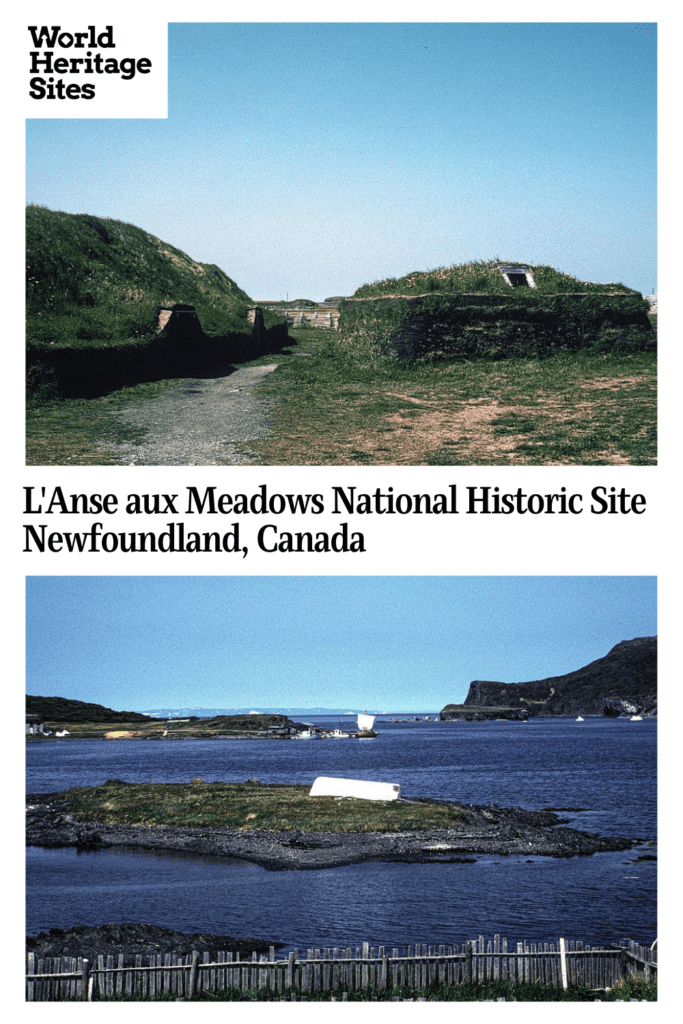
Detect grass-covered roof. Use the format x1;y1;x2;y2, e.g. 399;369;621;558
351;259;639;299
26;204;254;348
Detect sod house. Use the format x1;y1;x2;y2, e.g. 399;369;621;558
338;260;654;361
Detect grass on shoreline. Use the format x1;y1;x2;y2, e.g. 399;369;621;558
161;978;657;1002
28;713;292;741
77;977;657;1002
57;780;469;833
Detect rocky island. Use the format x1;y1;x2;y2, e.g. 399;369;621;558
27;781;638;870
440;636;656;721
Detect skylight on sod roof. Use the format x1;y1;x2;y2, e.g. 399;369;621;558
499;266;536;288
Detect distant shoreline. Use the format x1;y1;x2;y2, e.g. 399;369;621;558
26;712;655;743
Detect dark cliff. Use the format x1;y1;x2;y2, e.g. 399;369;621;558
441;637;657;719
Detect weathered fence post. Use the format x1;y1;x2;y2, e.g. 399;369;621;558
465;941;473;983
643;946;651;983
269;946;276;992
323;948;330;992
188;950;199;999
617;945;628;985
287;950;296;990
26;953;35;1002
380;953;388;990
559;937;568;991
80;958;89;1001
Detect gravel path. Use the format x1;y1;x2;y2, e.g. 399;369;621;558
96;364;278;465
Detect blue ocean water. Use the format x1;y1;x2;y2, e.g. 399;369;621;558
26;717;656;950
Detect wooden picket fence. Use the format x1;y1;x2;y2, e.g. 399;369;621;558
26;936;657;1001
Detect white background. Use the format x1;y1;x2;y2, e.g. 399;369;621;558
24;17;167;119
5;2;678;1020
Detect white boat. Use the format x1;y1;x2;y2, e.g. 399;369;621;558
576;716;584;721
357;713;375;732
295;729;313;739
630;715;643;721
330;729;349;738
309;776;400;801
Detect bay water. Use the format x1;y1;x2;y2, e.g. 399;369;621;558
26;716;656;950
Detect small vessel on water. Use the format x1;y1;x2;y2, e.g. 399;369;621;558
630;715;643;721
355;712;378;738
576;716;584;721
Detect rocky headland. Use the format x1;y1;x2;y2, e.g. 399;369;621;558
441;637;657;720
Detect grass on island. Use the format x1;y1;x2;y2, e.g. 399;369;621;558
28;713;294;741
26;327;657;466
57;780;469;833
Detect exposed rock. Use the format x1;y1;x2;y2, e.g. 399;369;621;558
441;637;656;719
602;698;650;718
26;922;280;964
439;707;529;722
27;793;637;870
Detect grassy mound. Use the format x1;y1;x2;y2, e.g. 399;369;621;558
351;259;639;298
26;205;255;348
26;206;290;396
339;261;652;362
59;780;468;832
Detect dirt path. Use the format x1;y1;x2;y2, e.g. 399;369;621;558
96;364;278;465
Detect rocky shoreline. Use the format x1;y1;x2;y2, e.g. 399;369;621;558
27;922;282;964
27;793;637;869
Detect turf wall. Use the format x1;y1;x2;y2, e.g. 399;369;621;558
26;318;289;399
338;292;654;361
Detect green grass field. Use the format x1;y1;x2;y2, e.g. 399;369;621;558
245;329;656;465
26;328;656;466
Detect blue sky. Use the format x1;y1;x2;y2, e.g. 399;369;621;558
25;22;656;299
26;577;656;712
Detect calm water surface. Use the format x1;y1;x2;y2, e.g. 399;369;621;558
26;717;656;949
